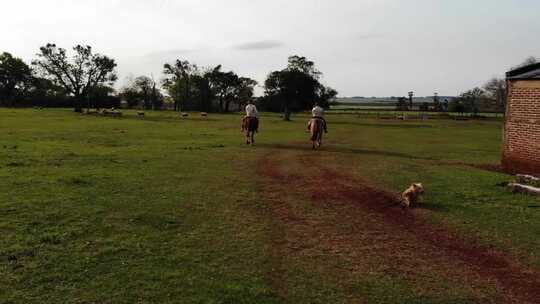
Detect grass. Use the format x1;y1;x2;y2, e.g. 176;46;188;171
1;108;538;303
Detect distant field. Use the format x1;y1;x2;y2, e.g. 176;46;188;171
328;107;505;118
332;97;504;116
334;96;451;105
330;104;395;110
1;109;539;303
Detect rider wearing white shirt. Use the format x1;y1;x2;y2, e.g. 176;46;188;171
246;102;259;118
244;100;259;132
312;105;324;118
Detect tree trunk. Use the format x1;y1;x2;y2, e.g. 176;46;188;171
219;96;224;113
283;104;291;121
224;99;232;113
74;95;83;113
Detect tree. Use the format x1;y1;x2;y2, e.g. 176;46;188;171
26;77;70;108
458;87;485;115
119;79;143;109
163;60;258;113
287;55;321;78
120;75;163;110
135;76;154;110
483;78;507;111
87;85;120;109
263;55;336;120
433;93;442;112
211;69;240;112
163;60;198;112
317;85;338;108
396;97;408;111
450;100;466;115
512;56;538;70
264;69;316;120
32;44;117;112
235;77;258;111
0;52;33;107
149;77;164;110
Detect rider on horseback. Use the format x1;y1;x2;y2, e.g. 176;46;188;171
311;102;327;133
243;100;259;132
241;100;259;145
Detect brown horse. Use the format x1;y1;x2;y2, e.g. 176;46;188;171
242;116;259;145
307;117;325;149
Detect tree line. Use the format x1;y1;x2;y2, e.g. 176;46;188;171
393;56;538;114
450;57;538;114
0;43;337;119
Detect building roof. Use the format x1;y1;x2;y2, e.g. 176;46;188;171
506;62;540;80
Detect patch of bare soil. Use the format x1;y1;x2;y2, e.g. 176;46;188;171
258;152;540;303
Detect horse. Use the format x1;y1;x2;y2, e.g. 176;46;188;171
307;117;325;149
242;116;259;145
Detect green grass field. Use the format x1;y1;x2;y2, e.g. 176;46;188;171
1;109;539;303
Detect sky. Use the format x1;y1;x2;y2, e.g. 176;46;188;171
1;0;539;97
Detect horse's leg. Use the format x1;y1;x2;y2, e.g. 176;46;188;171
245;132;250;145
251;131;255;145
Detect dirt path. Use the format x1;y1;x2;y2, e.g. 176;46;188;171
258;150;540;303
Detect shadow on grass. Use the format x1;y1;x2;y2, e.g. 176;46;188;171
259;142;434;161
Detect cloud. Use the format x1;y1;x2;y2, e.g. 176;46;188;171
233;40;284;51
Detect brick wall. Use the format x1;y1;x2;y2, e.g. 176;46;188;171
502;80;540;175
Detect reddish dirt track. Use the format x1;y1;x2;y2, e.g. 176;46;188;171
258;151;540;303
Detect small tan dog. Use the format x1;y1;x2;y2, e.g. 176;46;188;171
400;183;425;208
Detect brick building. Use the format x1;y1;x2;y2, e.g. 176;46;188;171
502;63;540;175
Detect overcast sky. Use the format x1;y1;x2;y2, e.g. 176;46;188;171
2;0;539;97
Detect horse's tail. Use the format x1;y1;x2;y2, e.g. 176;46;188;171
243;117;258;133
309;118;324;141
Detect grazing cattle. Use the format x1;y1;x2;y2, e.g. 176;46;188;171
241;116;259;145
200;112;208;118
86;109;99;115
137;111;145;118
307;117;326;150
181;113;189;119
401;183;425;208
102;108;122;117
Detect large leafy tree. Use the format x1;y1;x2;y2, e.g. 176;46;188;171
120;75;163;110
135;76;153;109
264;55;336;120
87;85;120;109
32;43;117;112
457;87;486;115
163;59;257;112
208;68;238;112
163;60;198;112
192;68;216;113
483;78;507;111
0;52;33;106
235;77;258;111
26;77;69;107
